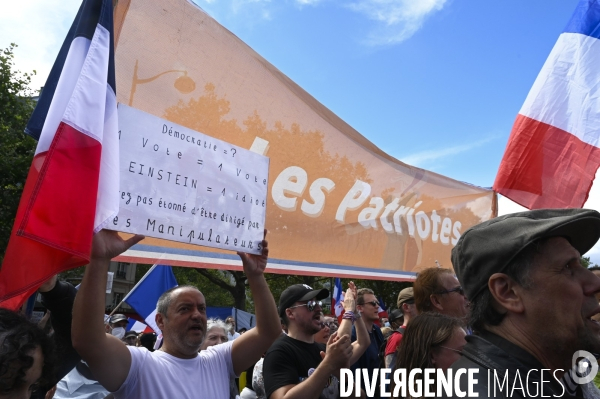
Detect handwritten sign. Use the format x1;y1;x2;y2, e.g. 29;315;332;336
113;104;269;254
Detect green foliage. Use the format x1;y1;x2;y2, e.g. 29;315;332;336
582;256;600;269
0;44;37;260
132;264;407;316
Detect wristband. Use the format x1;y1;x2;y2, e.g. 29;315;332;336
342;311;356;323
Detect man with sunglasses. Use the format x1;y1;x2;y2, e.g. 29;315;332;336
414;267;469;321
263;283;369;399
349;288;386;399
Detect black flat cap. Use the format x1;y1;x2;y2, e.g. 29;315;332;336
452;208;600;301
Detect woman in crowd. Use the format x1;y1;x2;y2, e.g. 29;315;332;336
200;318;238;399
0;308;55;399
313;315;331;344
391;312;466;398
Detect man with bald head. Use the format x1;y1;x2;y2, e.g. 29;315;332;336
446;209;600;398
72;230;281;398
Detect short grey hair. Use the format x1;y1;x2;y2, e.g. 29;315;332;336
206;318;228;335
156;285;200;318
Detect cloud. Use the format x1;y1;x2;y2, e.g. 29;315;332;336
346;0;447;45
0;0;81;91
399;136;496;169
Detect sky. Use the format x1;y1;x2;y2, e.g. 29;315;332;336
2;0;600;263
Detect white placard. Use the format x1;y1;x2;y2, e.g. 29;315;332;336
113;104;269;254
106;271;114;294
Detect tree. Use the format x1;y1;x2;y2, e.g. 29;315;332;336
582;256;600;269
0;44;37;260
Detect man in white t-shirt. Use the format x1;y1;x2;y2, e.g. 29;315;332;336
226;316;241;341
72;230;281;399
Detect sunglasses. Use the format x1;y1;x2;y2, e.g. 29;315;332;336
319;322;331;330
361;300;380;307
435;286;465;296
289;300;323;312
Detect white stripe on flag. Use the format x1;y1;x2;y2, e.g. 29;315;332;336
145;308;160;333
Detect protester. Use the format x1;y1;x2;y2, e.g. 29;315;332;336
226;316;241;341
33;275;82;399
263;281;369;399
350;287;385;399
72;229;281;398
138;333;156;352
252;357;266;399
384;287;418;368
200;318;229;350
390;312;466;397
414;268;468;322
447;209;600;398
53;361;110;399
313;315;331;344
388;309;404;330
122;331;138;347
0;308;55;398
200;318;239;399
323;317;338;335
108;315;128;340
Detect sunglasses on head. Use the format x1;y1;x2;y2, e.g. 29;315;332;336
289;300;322;312
435;286;465;296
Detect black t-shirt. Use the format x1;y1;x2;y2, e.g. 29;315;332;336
263;334;339;399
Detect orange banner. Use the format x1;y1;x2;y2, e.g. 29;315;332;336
113;0;496;281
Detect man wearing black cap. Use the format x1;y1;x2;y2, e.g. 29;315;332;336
446;209;600;398
263;283;369;399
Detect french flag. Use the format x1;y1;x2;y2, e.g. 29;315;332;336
123;265;178;333
332;277;345;323
494;0;600;209
0;0;118;309
127;319;154;334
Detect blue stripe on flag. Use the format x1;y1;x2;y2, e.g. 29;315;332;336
564;0;600;39
25;0;115;140
124;265;178;320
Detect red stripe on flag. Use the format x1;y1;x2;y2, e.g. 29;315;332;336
494;114;600;209
0;122;101;309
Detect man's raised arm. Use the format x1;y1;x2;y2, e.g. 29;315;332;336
72;230;144;392
231;231;282;375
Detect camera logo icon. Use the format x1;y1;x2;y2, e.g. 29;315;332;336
571;350;598;384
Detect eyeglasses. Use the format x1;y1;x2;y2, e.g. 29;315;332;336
438;345;462;354
435;286;465;296
319;322;330;330
361;300;380;307
289;300;322;312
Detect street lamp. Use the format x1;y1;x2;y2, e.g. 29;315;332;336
128;59;196;106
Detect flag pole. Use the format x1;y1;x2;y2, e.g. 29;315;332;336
108;253;167;317
109;264;158;317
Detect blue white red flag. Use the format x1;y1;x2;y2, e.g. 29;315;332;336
332;277;345;323
494;0;600;209
0;0;119;309
127;319;154;334
123;265;178;333
377;296;388;321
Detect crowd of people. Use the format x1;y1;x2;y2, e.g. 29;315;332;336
2;209;600;398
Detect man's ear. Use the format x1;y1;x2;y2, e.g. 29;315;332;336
156;312;166;331
286;308;295;322
430;294;443;312
488;273;525;314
